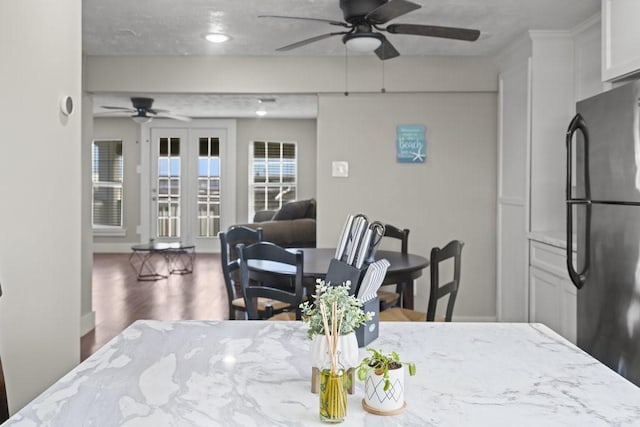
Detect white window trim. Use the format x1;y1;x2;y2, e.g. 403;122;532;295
248;140;298;222
92;139;125;235
93;226;127;237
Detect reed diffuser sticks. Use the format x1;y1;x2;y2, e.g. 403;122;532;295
319;301;347;422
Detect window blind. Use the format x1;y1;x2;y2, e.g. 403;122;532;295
92;140;123;227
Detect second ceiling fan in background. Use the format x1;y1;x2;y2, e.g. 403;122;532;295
98;97;191;123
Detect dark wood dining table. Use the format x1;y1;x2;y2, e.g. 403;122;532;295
249;247;429;309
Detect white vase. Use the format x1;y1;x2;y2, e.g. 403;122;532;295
309;332;359;369
363;367;405;413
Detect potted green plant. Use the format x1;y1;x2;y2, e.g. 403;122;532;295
300;280;372;340
300;280;372;421
356;348;416;414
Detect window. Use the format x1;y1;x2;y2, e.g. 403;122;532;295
198;137;221;237
92;140;123;231
249;141;297;220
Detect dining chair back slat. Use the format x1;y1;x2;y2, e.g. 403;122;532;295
380;239;464;323
237;242;304;320
377;223;410;309
219;226;263;319
427;240;464;322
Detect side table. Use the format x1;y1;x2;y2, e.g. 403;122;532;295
129;242;196;281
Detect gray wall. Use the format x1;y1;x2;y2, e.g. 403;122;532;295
236;118;317;222
0;0;81;412
317;92;497;319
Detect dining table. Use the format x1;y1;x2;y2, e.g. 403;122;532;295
249;248;429;309
6;320;640;426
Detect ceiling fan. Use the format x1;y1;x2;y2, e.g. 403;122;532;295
260;0;480;60
98;97;191;123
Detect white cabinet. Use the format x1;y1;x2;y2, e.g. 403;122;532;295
496;32;574;322
497;43;531;322
497;18;602;324
529;240;577;343
602;0;640;81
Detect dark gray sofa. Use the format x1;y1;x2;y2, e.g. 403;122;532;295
236;199;317;248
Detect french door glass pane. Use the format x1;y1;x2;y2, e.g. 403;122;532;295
157;137;180;238
197;137;221;237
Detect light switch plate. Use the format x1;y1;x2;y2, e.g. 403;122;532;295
332;161;349;178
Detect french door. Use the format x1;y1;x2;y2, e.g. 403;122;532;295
145;120;236;252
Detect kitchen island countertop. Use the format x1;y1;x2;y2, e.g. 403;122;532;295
6;321;640;426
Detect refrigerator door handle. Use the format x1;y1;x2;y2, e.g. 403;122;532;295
566;113;590;289
566;200;590;289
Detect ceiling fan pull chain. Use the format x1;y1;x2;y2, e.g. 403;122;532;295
381;59;386;93
344;46;349;97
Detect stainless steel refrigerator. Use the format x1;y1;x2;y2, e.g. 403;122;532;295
566;80;640;387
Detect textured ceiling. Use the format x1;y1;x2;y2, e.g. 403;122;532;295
85;0;600;119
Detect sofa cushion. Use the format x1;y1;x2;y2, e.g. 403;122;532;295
238;218;316;248
306;199;316;219
253;210;276;222
272;199;315;221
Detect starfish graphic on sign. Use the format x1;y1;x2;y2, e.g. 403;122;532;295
412;147;425;162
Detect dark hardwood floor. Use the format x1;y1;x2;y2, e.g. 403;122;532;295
81;253;228;361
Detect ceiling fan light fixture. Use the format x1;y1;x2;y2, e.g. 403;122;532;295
343;32;382;52
205;33;230;43
132;115;153;124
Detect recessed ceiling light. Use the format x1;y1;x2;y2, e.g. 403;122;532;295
205;33;230;43
256;109;267;117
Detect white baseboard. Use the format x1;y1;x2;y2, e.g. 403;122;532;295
80;311;96;336
93;242;136;253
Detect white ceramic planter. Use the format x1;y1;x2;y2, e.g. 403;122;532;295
363;367;405;413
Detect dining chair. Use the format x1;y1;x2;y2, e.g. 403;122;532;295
376;224;410;309
380;240;464;322
219;226;271;320
237;241;305;320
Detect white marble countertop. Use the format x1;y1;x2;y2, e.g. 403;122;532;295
6;321;640;426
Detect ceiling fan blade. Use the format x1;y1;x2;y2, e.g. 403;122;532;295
100;106;134;111
366;0;421;25
375;35;400;61
155;113;192;122
276;32;347;51
259;15;350;28
386;23;480;41
94;111;134;117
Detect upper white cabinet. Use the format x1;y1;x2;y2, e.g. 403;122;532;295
602;0;640;81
